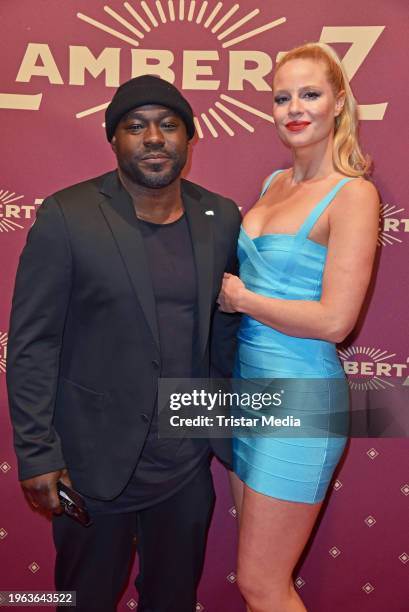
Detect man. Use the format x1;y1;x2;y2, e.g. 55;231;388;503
6;75;241;612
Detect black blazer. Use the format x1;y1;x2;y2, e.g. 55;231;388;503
6;171;241;499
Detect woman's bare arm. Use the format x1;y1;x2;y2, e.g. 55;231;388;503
218;179;379;343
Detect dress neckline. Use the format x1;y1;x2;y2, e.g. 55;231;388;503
240;225;328;250
241;174;354;247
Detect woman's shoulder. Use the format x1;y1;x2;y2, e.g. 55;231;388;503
338;175;379;202
331;175;380;220
261;168;290;190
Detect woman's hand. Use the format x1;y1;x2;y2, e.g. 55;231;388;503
217;273;246;313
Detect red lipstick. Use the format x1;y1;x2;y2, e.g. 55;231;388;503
285;121;311;132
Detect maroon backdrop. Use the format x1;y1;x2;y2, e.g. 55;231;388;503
1;1;408;610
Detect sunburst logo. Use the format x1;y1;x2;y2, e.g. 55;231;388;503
0;189;40;234
75;1;286;138
0;332;7;374
338;346;409;390
378;203;409;247
0;190;25;233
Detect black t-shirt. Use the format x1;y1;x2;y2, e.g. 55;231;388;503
85;214;210;515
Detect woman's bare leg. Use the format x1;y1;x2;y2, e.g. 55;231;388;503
229;470;245;520
237;484;322;612
228;471;253;611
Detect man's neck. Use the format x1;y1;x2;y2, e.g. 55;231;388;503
118;169;184;224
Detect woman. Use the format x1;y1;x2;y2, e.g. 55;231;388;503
217;42;379;612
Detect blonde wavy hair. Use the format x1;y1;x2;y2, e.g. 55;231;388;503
274;42;371;176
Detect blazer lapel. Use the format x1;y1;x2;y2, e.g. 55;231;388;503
183;181;214;359
99;172;160;350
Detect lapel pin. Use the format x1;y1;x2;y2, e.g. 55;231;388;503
205;210;214;216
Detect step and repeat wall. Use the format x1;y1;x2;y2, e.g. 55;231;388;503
0;1;407;611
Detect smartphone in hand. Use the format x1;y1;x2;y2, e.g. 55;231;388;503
56;481;93;527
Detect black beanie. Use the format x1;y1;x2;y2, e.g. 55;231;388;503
105;75;195;141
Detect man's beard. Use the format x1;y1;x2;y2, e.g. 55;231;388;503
119;152;187;189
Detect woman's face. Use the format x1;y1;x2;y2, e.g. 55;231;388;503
272;58;344;150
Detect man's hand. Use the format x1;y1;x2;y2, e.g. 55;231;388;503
21;468;72;515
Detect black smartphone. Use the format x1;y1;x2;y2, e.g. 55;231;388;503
56;481;93;527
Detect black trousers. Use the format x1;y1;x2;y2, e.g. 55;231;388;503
52;464;215;612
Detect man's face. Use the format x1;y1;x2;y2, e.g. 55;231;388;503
111;105;189;189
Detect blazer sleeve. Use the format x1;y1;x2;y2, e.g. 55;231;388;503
210;199;242;378
6;196;72;480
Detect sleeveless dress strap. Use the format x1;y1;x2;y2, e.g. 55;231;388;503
296;177;354;241
276;177;355;293
260;169;284;197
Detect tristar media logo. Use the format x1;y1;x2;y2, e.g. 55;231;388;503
378;202;409;247
0;332;7;374
338;345;409;390
1;1;387;139
0;189;41;234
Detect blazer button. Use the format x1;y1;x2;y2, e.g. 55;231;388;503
152;360;159;369
141;414;150;423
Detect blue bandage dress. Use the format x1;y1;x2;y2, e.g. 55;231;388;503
233;171;351;504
